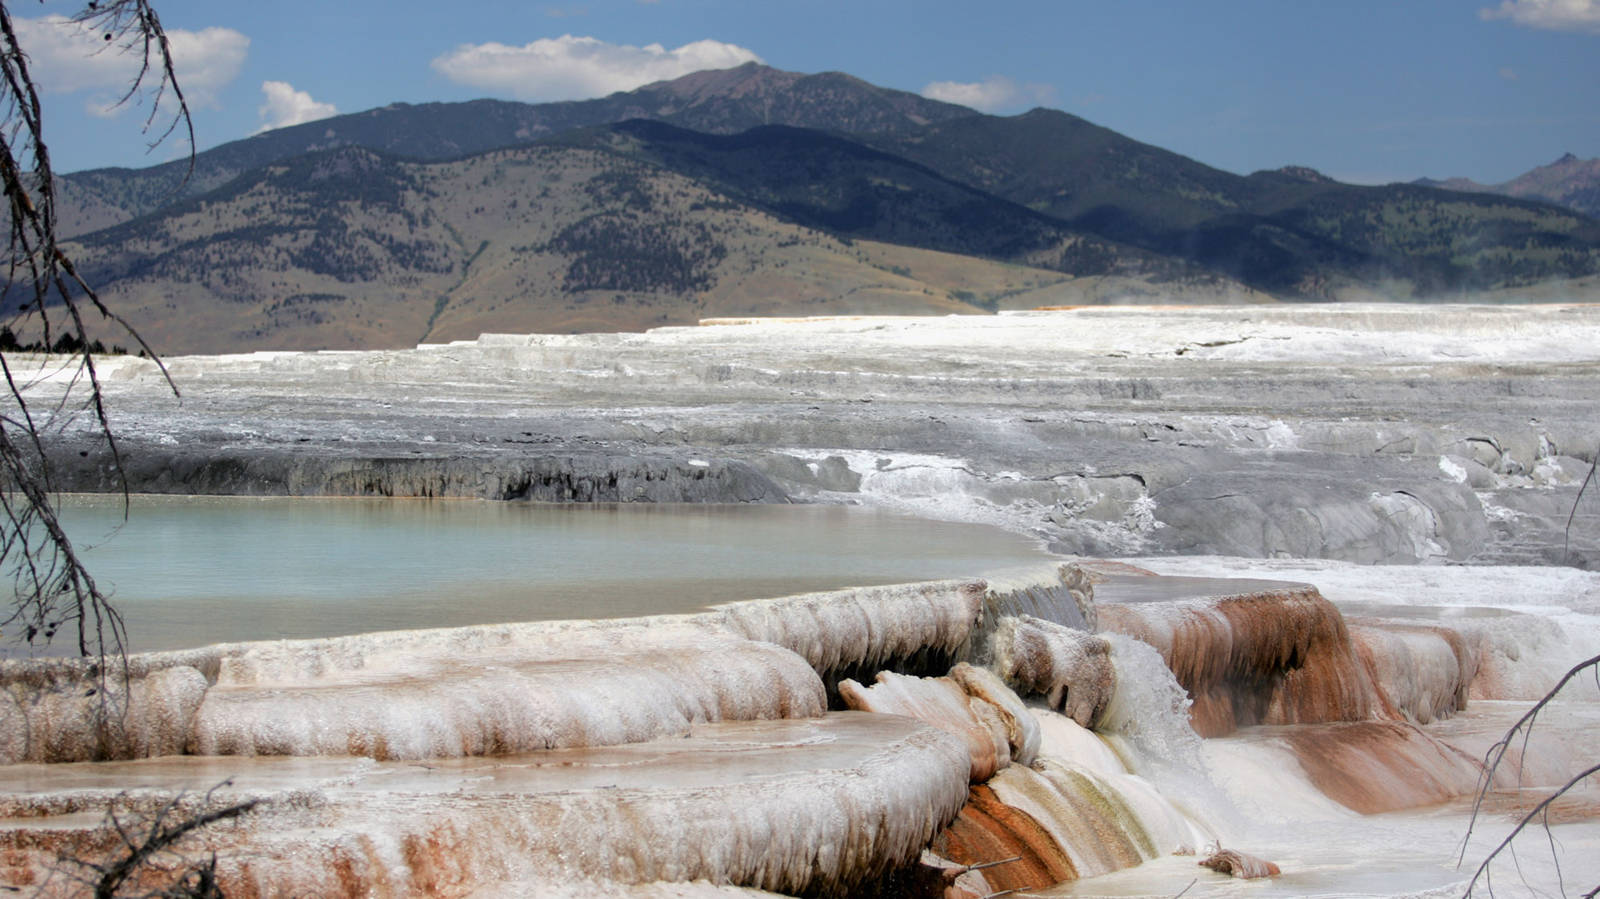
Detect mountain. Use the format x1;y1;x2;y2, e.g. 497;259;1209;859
68;62;1592;301
56;63;974;238
850;109;1600;297
62;141;1199;355
549;119;1184;279
1416;153;1600;219
40;64;1600;355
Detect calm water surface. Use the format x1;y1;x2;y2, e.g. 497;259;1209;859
9;495;1055;655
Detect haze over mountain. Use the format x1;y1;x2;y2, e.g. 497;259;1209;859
38;64;1600;354
1417;153;1600;219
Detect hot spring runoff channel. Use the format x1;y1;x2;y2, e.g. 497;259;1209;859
6;495;1055;655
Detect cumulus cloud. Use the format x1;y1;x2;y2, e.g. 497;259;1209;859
430;34;762;101
256;81;338;133
920;75;1056;113
1480;0;1600;33
11;15;248;113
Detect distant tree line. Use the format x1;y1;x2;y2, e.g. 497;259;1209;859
0;326;130;356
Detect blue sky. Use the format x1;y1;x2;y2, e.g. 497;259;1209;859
20;0;1600;185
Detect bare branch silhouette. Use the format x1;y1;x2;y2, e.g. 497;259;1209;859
1;0;186;668
1459;653;1600;898
53;781;262;898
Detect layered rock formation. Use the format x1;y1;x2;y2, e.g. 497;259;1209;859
3;306;1598;894
2;563;1596;895
19;305;1599;567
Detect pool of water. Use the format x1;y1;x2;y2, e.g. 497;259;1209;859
6;495;1055;656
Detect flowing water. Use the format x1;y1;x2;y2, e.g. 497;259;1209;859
6;495;1054;656
2;506;1599;897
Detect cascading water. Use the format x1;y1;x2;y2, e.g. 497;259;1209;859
1;559;1596;897
1094;577;1386;736
925;631;1234;894
1096;634;1205;776
1095;634;1238;839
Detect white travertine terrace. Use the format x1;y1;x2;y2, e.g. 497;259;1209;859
988;614;1115;727
15;304;1600;564
2;305;1599;895
2;561;1598;895
0;569;1074;766
0;714;973;896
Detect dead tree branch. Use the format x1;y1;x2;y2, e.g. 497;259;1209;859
54;781;262;898
0;0;186;666
1566;446;1596;565
1458;653;1600;897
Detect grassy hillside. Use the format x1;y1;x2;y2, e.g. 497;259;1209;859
45;63;1600;354
55;63;974;238
550;120;1193;282
1243;175;1600;295
58;144;1116;354
864;109;1600;297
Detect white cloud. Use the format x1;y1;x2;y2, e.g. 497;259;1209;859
1498;66;1519;80
256;81;338;133
1480;0;1600;33
430;34;762;101
11;15;248;114
920;75;1056;113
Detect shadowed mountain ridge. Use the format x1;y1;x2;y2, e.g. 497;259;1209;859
41;63;1600;355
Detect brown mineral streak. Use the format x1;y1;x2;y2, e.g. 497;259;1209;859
1199;847;1281;879
1099;587;1386;736
1279;721;1484;814
932;785;1076;892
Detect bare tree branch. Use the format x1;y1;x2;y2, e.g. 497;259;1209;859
1461;763;1600;898
54;781;263;898
1566;447;1596;565
74;0;195;167
0;0;187;666
1459;653;1600;898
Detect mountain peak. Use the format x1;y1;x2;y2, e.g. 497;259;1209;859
624;62;973;136
1275;165;1335;183
639;62;804;103
1417;152;1599;218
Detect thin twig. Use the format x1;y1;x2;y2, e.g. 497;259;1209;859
1458;653;1600;867
1458;653;1600;899
967;856;1022;871
54;781;262;898
1460;763;1600;898
1;0;188;673
1565;447;1596;564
